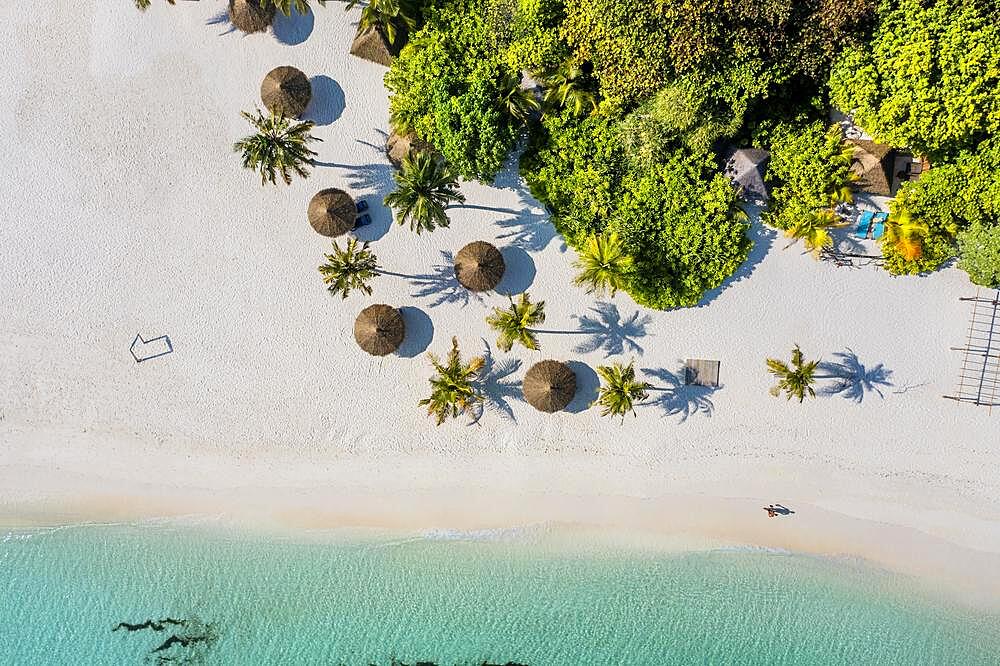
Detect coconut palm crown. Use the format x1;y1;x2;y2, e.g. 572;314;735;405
541;61;598;116
485;293;546;353
420;337;485;425
498;72;540;125
766;345;820;402
346;0;417;45
318;238;380;299
595;361;651;422
135;0;173;9
573;231;634;296
261;0;326;15
384;150;465;233
785;208;846;258
234;109;320;186
881;205;938;262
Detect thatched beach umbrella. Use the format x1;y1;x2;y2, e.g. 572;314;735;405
454;241;505;292
523;360;577;413
261;66;312;119
354;304;405;356
386;130;435;169
350;27;396;67
308;188;357;237
229;0;275;34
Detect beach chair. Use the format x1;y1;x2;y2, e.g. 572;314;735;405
356;199;369;213
871;213;887;240
355;213;372;227
854;211;874;239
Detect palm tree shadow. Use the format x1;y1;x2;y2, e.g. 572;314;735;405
471;340;523;424
407;251;483;308
640;367;717;421
572;302;651;357
206;9;237;35
495;206;565;253
818;348;893;403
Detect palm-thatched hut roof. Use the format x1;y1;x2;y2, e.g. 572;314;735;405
454;241;505;292
722;147;770;203
386;131;435;169
523;360;577;413
848;139;895;197
260;66;312;119
308;188;356;237
229;0;275;34
354;304;405;356
349;26;397;67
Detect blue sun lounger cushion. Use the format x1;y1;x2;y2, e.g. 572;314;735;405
855;211;874;239
872;212;887;240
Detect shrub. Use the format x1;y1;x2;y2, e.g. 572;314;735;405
763;122;855;231
958;223;1000;288
523;111;750;309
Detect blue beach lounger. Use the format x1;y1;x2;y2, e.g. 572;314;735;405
854;211;874;239
872;213;887;240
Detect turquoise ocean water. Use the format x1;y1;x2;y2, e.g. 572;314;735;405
1;522;999;665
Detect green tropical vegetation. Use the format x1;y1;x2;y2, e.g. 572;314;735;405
233;110;320;186
766;346;820;403
380;0;998;295
485;293;546;352
318;239;380;298
763;122;857;235
384;150;466;233
594;361;651;422
829;0;999;161
420;337;485;425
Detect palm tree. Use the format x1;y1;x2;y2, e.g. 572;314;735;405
485;293;546;352
595;361;651;422
573;232;634;296
318;238;380;298
420;337;485;425
784;208;846;257
384;150;465;233
541;61;597;116
135;0;174;9
766;345;820;402
234;109;320;186
345;0;416;45
261;0;326;15
881;206;930;261
498;72;540;126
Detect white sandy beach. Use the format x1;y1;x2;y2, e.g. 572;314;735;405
2;2;1000;606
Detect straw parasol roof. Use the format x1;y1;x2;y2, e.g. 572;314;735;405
523;360;577;413
308;188;356;237
454;241;505;292
354;304;405;356
350;26;397;67
229;0;275;34
261;66;312;119
848;139;894;197
386;130;435;169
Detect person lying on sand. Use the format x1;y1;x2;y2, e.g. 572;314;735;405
764;505;777;518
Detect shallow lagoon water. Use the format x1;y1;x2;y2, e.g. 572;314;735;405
1;522;998;665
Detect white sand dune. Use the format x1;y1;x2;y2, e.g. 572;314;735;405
1;2;999;604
